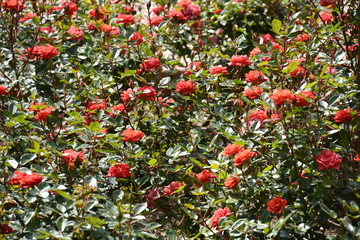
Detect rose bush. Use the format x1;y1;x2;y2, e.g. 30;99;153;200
0;0;359;239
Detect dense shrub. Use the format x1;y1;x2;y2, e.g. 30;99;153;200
0;0;359;239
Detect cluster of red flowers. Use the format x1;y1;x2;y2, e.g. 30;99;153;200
9;171;43;188
25;44;59;60
106;163;132;178
222;143;255;167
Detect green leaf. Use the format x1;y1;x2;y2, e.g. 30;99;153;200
270;213;292;237
272;19;282;34
24;211;36;225
282;61;299;74
20;153;37;165
87;217;105;228
133;203;147;215
55;190;73;200
320;204;337;219
56;216;67;232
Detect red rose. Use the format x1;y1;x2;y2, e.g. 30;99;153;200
270;89;295;105
106;163;132;178
315;150;342;171
289;65;306;78
0;224;14;234
210;206;232;228
116;14;135;24
244;70;266;84
262;33;275;44
267;196;287;214
250;47;261;57
108;103;127;117
147;187;161;208
9;171;43;188
62;150;85;169
121;88;134;103
67;26;84;41
148;16;164;26
167;10;186;21
295;34;310;42
295;91;315;106
209;65;228;75
175;80;197;95
222;144;244;156
196;169;216;183
163;181;185;196
224;177;238;189
233;149;255;167
320;11;333;24
2;0;25;12
181;3;201;20
34;107;55;121
247;110;268;125
62;2;78;16
137;86;157;101
0;85;9;95
243;86;263;99
25;44;59;60
228;55;252;67
333;108;355;123
89;7;109;20
354;154;360;162
87;98;106;111
151;6;165;15
129;32;144;45
140;58;161;72
121;128;144;142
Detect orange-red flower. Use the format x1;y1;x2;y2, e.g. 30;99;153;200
9;171;43;188
315;150;342;171
228;55;252;67
210;206;232;228
295;91;315;106
0;85;8;95
116;14;135;24
270;89;295;105
34;107;55;121
106;163;132;178
333;108;355;123
137;86;157;101
244;70;266;84
222;144;244;156
163;181;185;196
121;128;144;142
196;169;216;183
224;177;238;189
175;80;197;95
25;44;59;60
243;86;263;99
354;154;360;162
140;58;161;72
209;65;228;75
232;149;255;167
267;196;287;214
62;150;85;169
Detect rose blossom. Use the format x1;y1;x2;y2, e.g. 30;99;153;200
354;154;360;162
175;80;197;95
243;86;263;99
108;103;127;117
148;16;164;26
222;144;244;156
228;55;252;67
267;196;287;214
270;89;295;105
210;206;232;228
116;14;135;24
209;65;228;75
137;86;157;101
333;108;355;123
147;187;161;208
224;177;238;189
34;107;55;121
9;171;44;188
129;32;144;45
151;6;165;15
0;224;14;234
289;65;306;78
2;0;25;12
295;91;315;106
244;70;266;84
87;98;106;111
121;128;144;142
106;163;132;178
233;149;256;167
163;181;185;196
196;169;216;183
67;26;84;41
140;58;161;72
25;44;59;60
121;88;134;103
0;85;9;95
62;150;85;169
320;11;333;24
315;150;342;171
